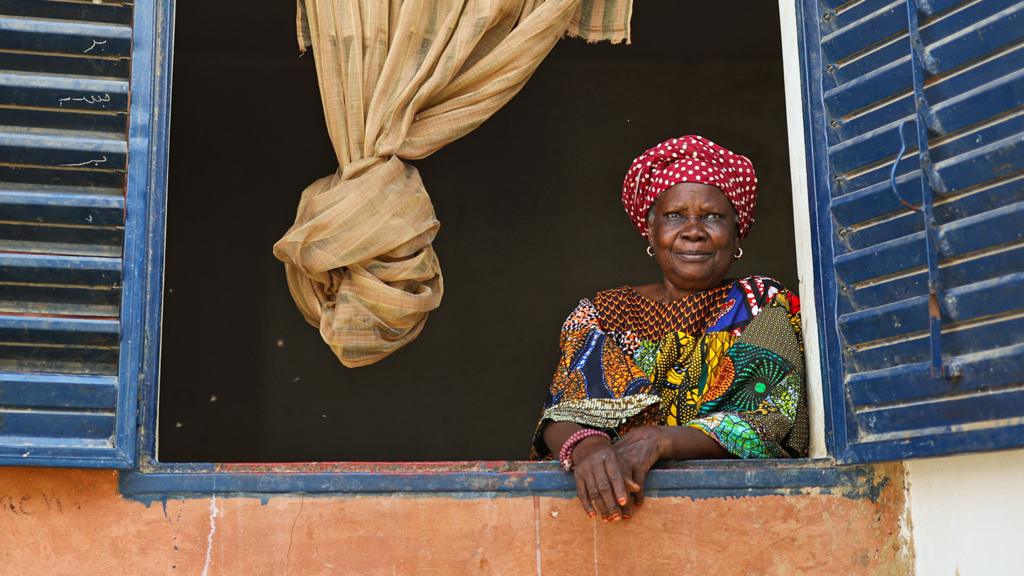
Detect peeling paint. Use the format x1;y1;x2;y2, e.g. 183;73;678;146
200;495;218;576
0;466;912;575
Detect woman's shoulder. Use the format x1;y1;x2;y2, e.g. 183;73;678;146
730;275;794;297
556;287;635;335
558;297;600;332
722;275;800;319
593;285;636;304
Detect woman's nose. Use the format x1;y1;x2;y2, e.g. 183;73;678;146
678;218;709;240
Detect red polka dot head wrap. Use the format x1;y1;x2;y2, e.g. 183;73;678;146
621;135;758;239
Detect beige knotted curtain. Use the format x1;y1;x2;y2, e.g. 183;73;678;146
274;0;633;367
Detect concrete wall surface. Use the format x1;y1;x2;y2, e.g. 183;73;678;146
907;449;1024;576
0;465;911;575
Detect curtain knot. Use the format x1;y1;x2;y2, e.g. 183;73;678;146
274;156;443;367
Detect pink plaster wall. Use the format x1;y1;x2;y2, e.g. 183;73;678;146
0;465;910;575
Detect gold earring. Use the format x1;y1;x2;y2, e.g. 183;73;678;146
646;246;655;257
734;247;744;259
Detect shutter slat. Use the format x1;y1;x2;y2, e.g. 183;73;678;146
0;165;124;189
0;0;137;468
0;371;116;410
0;0;133;25
0;50;130;79
0;16;131;57
840;271;1024;346
821;0;853;12
833;127;1023;226
0;226;124;257
0;409;114;439
848;342;1024;407
0;107;126;134
836;199;1024;286
0;253;121;316
856;387;1024;437
0;186;124;225
823;0;915;65
0;127;126;170
840;174;1023;254
849;313;1024;372
841;237;1024;315
0;71;129;112
835;112;1023;200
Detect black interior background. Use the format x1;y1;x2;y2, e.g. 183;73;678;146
159;2;795;461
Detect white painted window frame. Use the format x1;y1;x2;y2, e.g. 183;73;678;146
779;0;827;458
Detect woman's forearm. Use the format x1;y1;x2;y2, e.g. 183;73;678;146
547;421;731;461
655;425;732;460
542;421;584;457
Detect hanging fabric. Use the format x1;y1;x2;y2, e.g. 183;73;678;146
275;0;633;367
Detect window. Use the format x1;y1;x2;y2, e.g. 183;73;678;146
1;0;1021;499
155;0;800;463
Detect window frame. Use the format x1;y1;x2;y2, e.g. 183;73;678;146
117;0;858;500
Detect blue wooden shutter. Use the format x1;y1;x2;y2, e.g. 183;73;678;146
803;0;1024;463
0;0;146;468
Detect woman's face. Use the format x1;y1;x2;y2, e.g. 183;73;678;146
648;183;739;295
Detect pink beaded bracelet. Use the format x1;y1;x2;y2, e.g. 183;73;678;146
558;428;611;471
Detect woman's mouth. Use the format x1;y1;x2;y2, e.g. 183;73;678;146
673;251;713;262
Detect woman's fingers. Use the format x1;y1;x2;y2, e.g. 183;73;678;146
581;467;612;517
592;468;621;519
574;472;596;518
602;457;630;509
631;468;647;506
624;475;641;493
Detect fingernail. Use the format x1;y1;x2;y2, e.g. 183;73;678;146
622;514;632;520
617;497;627;506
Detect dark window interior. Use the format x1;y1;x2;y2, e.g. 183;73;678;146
158;1;795;462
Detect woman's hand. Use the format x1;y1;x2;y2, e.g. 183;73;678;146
544;421;731;521
611;426;670;507
570;435;641;521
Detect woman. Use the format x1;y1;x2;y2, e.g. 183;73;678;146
533;135;808;522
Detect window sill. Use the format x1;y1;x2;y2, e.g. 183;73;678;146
118;458;884;503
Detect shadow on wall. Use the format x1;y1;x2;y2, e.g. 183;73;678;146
159;2;795;462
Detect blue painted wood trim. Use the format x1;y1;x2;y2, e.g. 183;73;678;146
133;0;175;464
842;423;1024;464
804;0;879;461
0;445;128;467
795;0;843;458
103;0;162;470
119;459;885;502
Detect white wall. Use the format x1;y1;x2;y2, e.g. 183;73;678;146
907;449;1024;575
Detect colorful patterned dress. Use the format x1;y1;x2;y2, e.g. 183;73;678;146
533;276;809;460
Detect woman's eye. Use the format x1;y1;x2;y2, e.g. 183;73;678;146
666;212;681;219
703;213;723;220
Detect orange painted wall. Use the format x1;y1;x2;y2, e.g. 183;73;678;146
0;465;910;575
